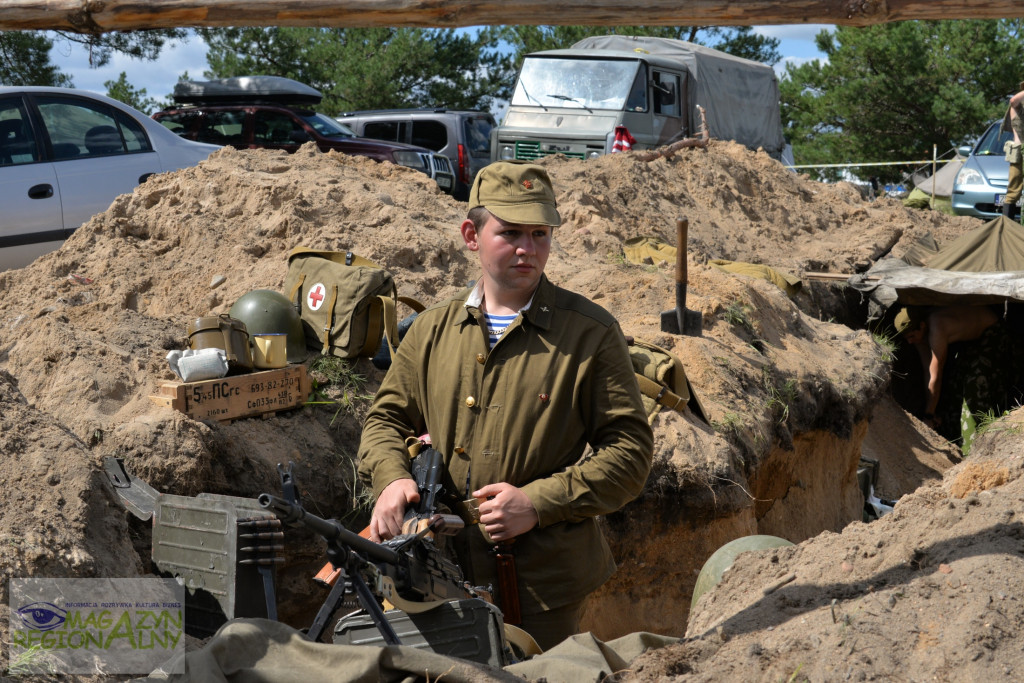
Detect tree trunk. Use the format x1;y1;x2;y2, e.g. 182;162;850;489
0;0;1019;34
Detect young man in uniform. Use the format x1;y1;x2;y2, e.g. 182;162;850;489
358;161;654;650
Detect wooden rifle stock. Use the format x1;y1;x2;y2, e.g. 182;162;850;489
313;525;372;587
494;543;521;625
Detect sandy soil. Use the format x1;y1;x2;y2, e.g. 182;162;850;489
2;140;1019;682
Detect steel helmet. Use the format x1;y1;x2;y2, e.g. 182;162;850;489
691;535;794;610
228;290;307;363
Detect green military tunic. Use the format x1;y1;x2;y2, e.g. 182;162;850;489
358;275;654;614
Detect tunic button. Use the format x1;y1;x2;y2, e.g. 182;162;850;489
476;353;485;364
465;396;476;407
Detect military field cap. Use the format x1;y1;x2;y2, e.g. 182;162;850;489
469;161;562;227
894;307;923;335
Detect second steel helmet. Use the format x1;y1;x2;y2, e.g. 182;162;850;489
229;289;307;363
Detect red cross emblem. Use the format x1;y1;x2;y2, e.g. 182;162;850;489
307;283;326;311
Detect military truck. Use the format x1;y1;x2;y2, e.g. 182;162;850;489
492;35;788;163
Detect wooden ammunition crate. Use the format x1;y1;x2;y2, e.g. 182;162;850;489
149;365;310;423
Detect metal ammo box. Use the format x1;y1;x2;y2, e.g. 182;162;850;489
334;598;508;667
104;458;280;638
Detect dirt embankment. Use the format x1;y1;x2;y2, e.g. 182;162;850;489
1;141;997;681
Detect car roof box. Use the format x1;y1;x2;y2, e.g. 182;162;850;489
172;76;323;105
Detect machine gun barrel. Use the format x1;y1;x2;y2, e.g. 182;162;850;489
257;493;400;566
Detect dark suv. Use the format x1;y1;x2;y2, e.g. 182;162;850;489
153;77;456;194
336;109;495;200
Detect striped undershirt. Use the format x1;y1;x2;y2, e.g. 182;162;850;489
483;312;517;348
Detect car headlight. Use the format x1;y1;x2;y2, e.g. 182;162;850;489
392;150;427;173
499;145;515;161
955;167;984;186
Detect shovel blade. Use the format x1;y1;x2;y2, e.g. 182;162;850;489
661;308;681;334
661;307;702;336
683;309;703;337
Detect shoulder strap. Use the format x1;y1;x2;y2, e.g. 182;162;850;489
631;338;690;403
363;295;428;359
287;247;383;270
634;373;689;412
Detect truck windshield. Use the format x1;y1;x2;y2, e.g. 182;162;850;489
512;57;644;111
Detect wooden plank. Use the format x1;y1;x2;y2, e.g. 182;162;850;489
148;365;309;423
802;272;881;282
1;0;1021;33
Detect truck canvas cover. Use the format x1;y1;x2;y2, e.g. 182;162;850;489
571;35;786;157
173;76;323;106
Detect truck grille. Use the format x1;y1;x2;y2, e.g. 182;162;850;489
513;141;586;161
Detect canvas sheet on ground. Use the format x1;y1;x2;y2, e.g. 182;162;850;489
134;618;679;683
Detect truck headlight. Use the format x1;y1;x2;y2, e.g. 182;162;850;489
499;145;515;161
587;151;602;159
392;150;428;173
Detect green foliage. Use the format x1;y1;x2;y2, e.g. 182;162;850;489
53;29;188;68
780;20;1024;183
6;644;58;676
872;330;899;363
105;72;163;114
782;663;807;683
0;31;71;86
762;366;797;425
964;403;1023;455
200;27;517;114
723;301;755;335
488;25;780;66
712;411;743;435
306;356;373;425
1;29;187;89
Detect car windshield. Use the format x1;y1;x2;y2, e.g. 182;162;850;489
974;122;1012;156
301;112;356;139
511;57;644;111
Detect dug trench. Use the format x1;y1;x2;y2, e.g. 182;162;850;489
2;141;1021;681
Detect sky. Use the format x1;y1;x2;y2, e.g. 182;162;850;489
49;25;832;107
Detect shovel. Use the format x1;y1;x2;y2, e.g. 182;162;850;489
660;217;702;336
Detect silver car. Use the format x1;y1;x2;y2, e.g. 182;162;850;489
0;87;219;271
952;120;1014;219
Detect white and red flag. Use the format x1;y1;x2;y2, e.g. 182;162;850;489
611;125;636;153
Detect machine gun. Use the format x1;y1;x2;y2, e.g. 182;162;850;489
259;446;483;646
311;444;468;589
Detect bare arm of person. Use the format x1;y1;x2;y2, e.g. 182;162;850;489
924;328;949;418
1010;92;1024;143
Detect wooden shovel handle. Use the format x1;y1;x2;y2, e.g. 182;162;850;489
676;218;688;286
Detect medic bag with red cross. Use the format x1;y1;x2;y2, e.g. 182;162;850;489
285;247;424;359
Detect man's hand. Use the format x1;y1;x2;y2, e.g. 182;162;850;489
369;478;419;543
472;482;539;543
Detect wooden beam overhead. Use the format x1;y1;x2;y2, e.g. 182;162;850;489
1;0;1023;34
